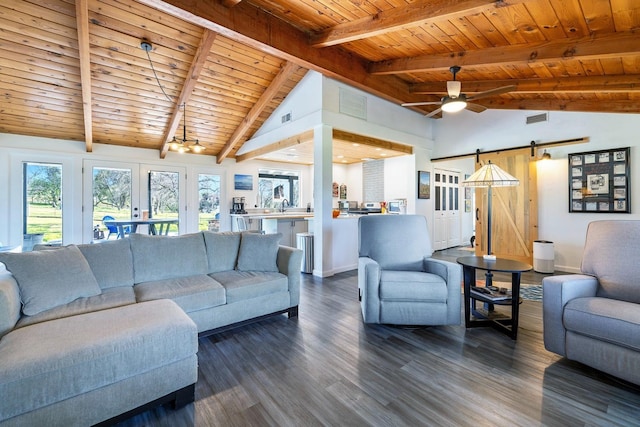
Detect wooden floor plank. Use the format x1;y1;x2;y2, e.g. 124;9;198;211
116;248;640;426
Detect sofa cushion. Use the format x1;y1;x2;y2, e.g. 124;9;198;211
0;299;197;422
15;286;136;330
0;245;102;316
236;232;282;272
77;239;134;289
129;233;208;283
0;272;21;339
134;274;225;312
581;220;640;304
210;270;287;304
563;297;640;352
202;231;242;273
379;270;448;302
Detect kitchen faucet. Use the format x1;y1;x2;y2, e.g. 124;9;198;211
281;199;289;212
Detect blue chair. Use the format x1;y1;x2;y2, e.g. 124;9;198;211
102;215;130;239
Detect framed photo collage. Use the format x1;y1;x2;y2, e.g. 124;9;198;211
568;147;630;213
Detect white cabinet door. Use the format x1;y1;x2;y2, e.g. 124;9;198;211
277;219;308;246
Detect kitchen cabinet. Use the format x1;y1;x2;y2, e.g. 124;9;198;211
230;215;261;232
277;219;308;247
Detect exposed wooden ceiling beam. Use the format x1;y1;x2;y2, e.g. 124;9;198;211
216;61;300;164
235;129;314;163
369;31;640;75
75;0;93;152
309;0;524;48
473;98;640;114
333;129;413;155
159;29;217;159
411;75;640;94
221;0;243;6
136;0;414;106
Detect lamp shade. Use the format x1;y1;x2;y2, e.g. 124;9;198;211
461;160;519;187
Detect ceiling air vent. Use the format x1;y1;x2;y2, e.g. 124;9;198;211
281;112;292;124
526;113;548;125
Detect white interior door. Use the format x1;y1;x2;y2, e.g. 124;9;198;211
433;168;461;250
433;171;447;250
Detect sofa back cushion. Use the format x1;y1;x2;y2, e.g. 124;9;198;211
202;231;242;273
582;220;640;304
78;239;134;289
0;245;102;316
129;233;208;283
236;232;282;272
359;215;433;271
0;270;21;338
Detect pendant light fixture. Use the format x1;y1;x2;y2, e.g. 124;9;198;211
141;40;204;154
169;103;204;153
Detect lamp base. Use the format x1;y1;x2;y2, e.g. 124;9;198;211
482;254;497;261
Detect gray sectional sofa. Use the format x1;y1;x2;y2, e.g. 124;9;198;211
0;231;302;426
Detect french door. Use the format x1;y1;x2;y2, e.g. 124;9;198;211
433;168;461;250
82;160;186;243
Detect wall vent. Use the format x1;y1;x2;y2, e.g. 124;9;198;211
339;88;367;120
526;113;548;124
281;112;292;124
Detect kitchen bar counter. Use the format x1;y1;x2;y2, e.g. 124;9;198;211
230;212;313;220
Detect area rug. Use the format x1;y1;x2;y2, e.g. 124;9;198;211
473;280;543;302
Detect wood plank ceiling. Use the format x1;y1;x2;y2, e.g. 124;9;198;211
0;0;638;162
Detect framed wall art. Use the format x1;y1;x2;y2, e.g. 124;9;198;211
417;171;431;199
568;147;630;213
234;174;253;191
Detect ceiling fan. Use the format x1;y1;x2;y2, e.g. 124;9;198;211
402;66;516;118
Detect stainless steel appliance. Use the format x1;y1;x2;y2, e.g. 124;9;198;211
349;201;382;215
338;200;350;215
231;197;247;214
387;199;407;214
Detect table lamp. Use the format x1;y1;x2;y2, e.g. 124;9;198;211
461;160;519;261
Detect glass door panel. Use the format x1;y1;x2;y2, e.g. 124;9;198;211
141;165;185;236
198;173;221;231
22;162;62;250
83;160;139;243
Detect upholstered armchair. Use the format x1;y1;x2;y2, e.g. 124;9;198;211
357;214;461;325
543;220;640;386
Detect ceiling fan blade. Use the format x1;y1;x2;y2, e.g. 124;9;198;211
465;103;487;113
402;101;441;107
467;85;516;101
447;80;461;97
425;107;443;118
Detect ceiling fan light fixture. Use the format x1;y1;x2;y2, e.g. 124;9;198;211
441;96;467;113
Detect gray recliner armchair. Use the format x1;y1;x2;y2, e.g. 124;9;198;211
358;214;461;325
543;220;640;386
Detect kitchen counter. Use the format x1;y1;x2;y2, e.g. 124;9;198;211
230;212;313;220
230;212;312;239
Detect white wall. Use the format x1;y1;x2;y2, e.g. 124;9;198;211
433;109;640;272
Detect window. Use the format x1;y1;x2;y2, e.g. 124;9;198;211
258;169;299;208
23;162;62;248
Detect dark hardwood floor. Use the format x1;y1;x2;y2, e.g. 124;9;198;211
117;248;640;426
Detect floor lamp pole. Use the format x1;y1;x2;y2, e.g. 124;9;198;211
486;184;492;257
484;184;494;288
